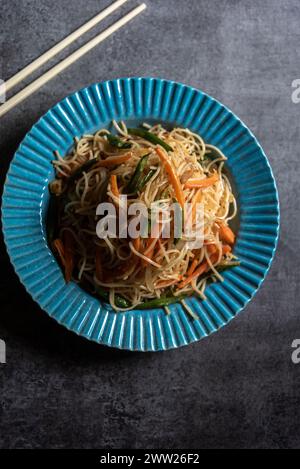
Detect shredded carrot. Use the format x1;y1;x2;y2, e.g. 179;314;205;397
95;245;103;281
156;147;185;208
179;262;208;289
206;244;218;255
219;223;235;245
185;171;219;189
63;231;74;283
110;174;119;197
222;244;232;255
132;237;141;253
187;258;199;276
187;244;216;277
98;153;131;168
178;244;231;290
52;239;65;266
191;188;203;222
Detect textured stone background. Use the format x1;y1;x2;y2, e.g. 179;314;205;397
0;0;300;449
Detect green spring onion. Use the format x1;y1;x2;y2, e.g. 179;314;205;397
126;154;150;194
106;134;132;149
128;128;173;152
137;168;156;192
95;286;131;309
138;294;188;310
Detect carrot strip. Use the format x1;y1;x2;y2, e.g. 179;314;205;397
156;147;185;208
52;239;65;266
179;262;208;289
110;174;119;197
63;231;74;283
133;237;141;253
187;245;216;277
98;153;131;168
185;172;219;189
178;245;230;289
222;244;232;255
219;223;235;245
206;244;217;255
187;258;199;276
191;188;203;222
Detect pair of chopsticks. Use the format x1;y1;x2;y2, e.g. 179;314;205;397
0;0;146;118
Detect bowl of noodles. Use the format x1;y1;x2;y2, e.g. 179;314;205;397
1;78;280;351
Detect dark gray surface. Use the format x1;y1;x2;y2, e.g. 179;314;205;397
0;0;299;450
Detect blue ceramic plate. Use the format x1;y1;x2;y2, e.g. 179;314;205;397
1;78;280;351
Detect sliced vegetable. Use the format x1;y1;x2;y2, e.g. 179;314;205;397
222;244;232;255
191;189;202;222
181;169;194;185
95;286;131;308
178;262;208;290
52;238;65;266
132;237;141;252
52;233;74;283
156;148;185;208
219;223;235;245
138;294;188;310
126;154;150;194
106;133;132;149
217;261;241;273
110;174;119;198
128;128;173;152
49;178;64;196
178;245;230;290
206;244;218;255
187;258;199;277
137;168;156;192
185;172;219;189
186;245;218;277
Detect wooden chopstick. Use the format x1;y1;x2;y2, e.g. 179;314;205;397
5;0;130;93
0;4;146;118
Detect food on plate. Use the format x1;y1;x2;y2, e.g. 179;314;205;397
48;121;239;312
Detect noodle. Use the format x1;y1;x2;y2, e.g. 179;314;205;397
48;122;239;311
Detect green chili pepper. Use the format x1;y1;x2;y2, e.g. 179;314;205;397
126;154;150;194
137;294;188;310
128;128;173;152
137;168;156;192
106;133;132;149
216;261;241;273
95;286;131;309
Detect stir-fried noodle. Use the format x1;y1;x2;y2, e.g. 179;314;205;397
48;121;239;312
